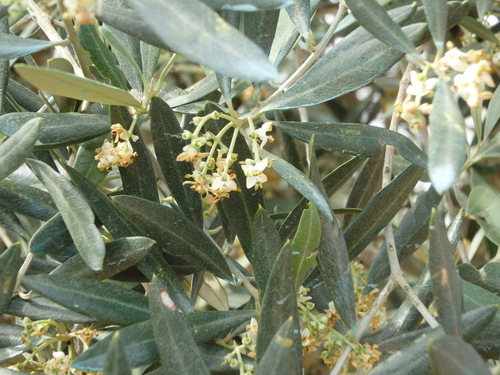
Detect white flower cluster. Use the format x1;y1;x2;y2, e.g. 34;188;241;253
178;117;274;214
439;44;495;109
95;123;138;171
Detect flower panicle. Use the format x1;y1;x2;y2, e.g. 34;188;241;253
95;123;138;171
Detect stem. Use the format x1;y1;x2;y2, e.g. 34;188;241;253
382;63;439;329
253;1;348;114
330;280;396;375
15;252;34;294
153;53;178;95
25;0;83;77
246;116;261;161
224;127;240;175
55;0;94;79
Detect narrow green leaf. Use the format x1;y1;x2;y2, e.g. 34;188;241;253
0;323;24;348
266;152;333;220
344;152;384;228
422;0;448;48
291;203;320;290
429;336;491;375
29;213;73;255
346;164;423;260
126;0;278;82
201;0;293;11
103;332;131;375
13;65;141;107
150;96;202;226
0;33;66;61
345;0;418;56
484;262;500;289
269;0;320;65
460;16;499;45
477;0;493;18
216;74;232;103
0;20;8;114
0;112;110;150
372;306;497;375
136;248;194;313
484;84;500;139
149;277;210;375
27;159;105;271
99;25;143;88
462;280;500;322
251;206;283;294
244;9;280;57
265;23;426;110
429;208;462;337
274;121;427;168
6;78;44;112
0;243;22;315
72;309;255;371
47;58;77;113
279;156;365;240
110;106;159;203
428;78;467;194
0;178;56;221
475;131;500;160
97;4;168;50
164;74;218;108
0;207;29;240
78;24;128;89
72;321;156;371
317;210;356;329
6;295;95;324
72;134;109;186
112;195;232;280
255;317;300;375
104;22;144;93
141;42;160;85
0;118;41;181
60;163;138;239
286;0;310;38
63;164;193;310
51;237;155;280
257;244;302;372
22;274;149;326
367;186;442;289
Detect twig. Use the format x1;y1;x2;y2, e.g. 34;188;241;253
254;1;348;114
330;280;396;375
14;252;34;294
25;0;83;77
382;63;439;329
55;0;94;79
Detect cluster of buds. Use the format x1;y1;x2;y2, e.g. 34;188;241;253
15;317;99;374
220;317;257;375
297;263;385;372
95;123;138;171
438;42;495;109
177;113;273;215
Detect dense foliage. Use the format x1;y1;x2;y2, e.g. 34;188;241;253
1;0;500;374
